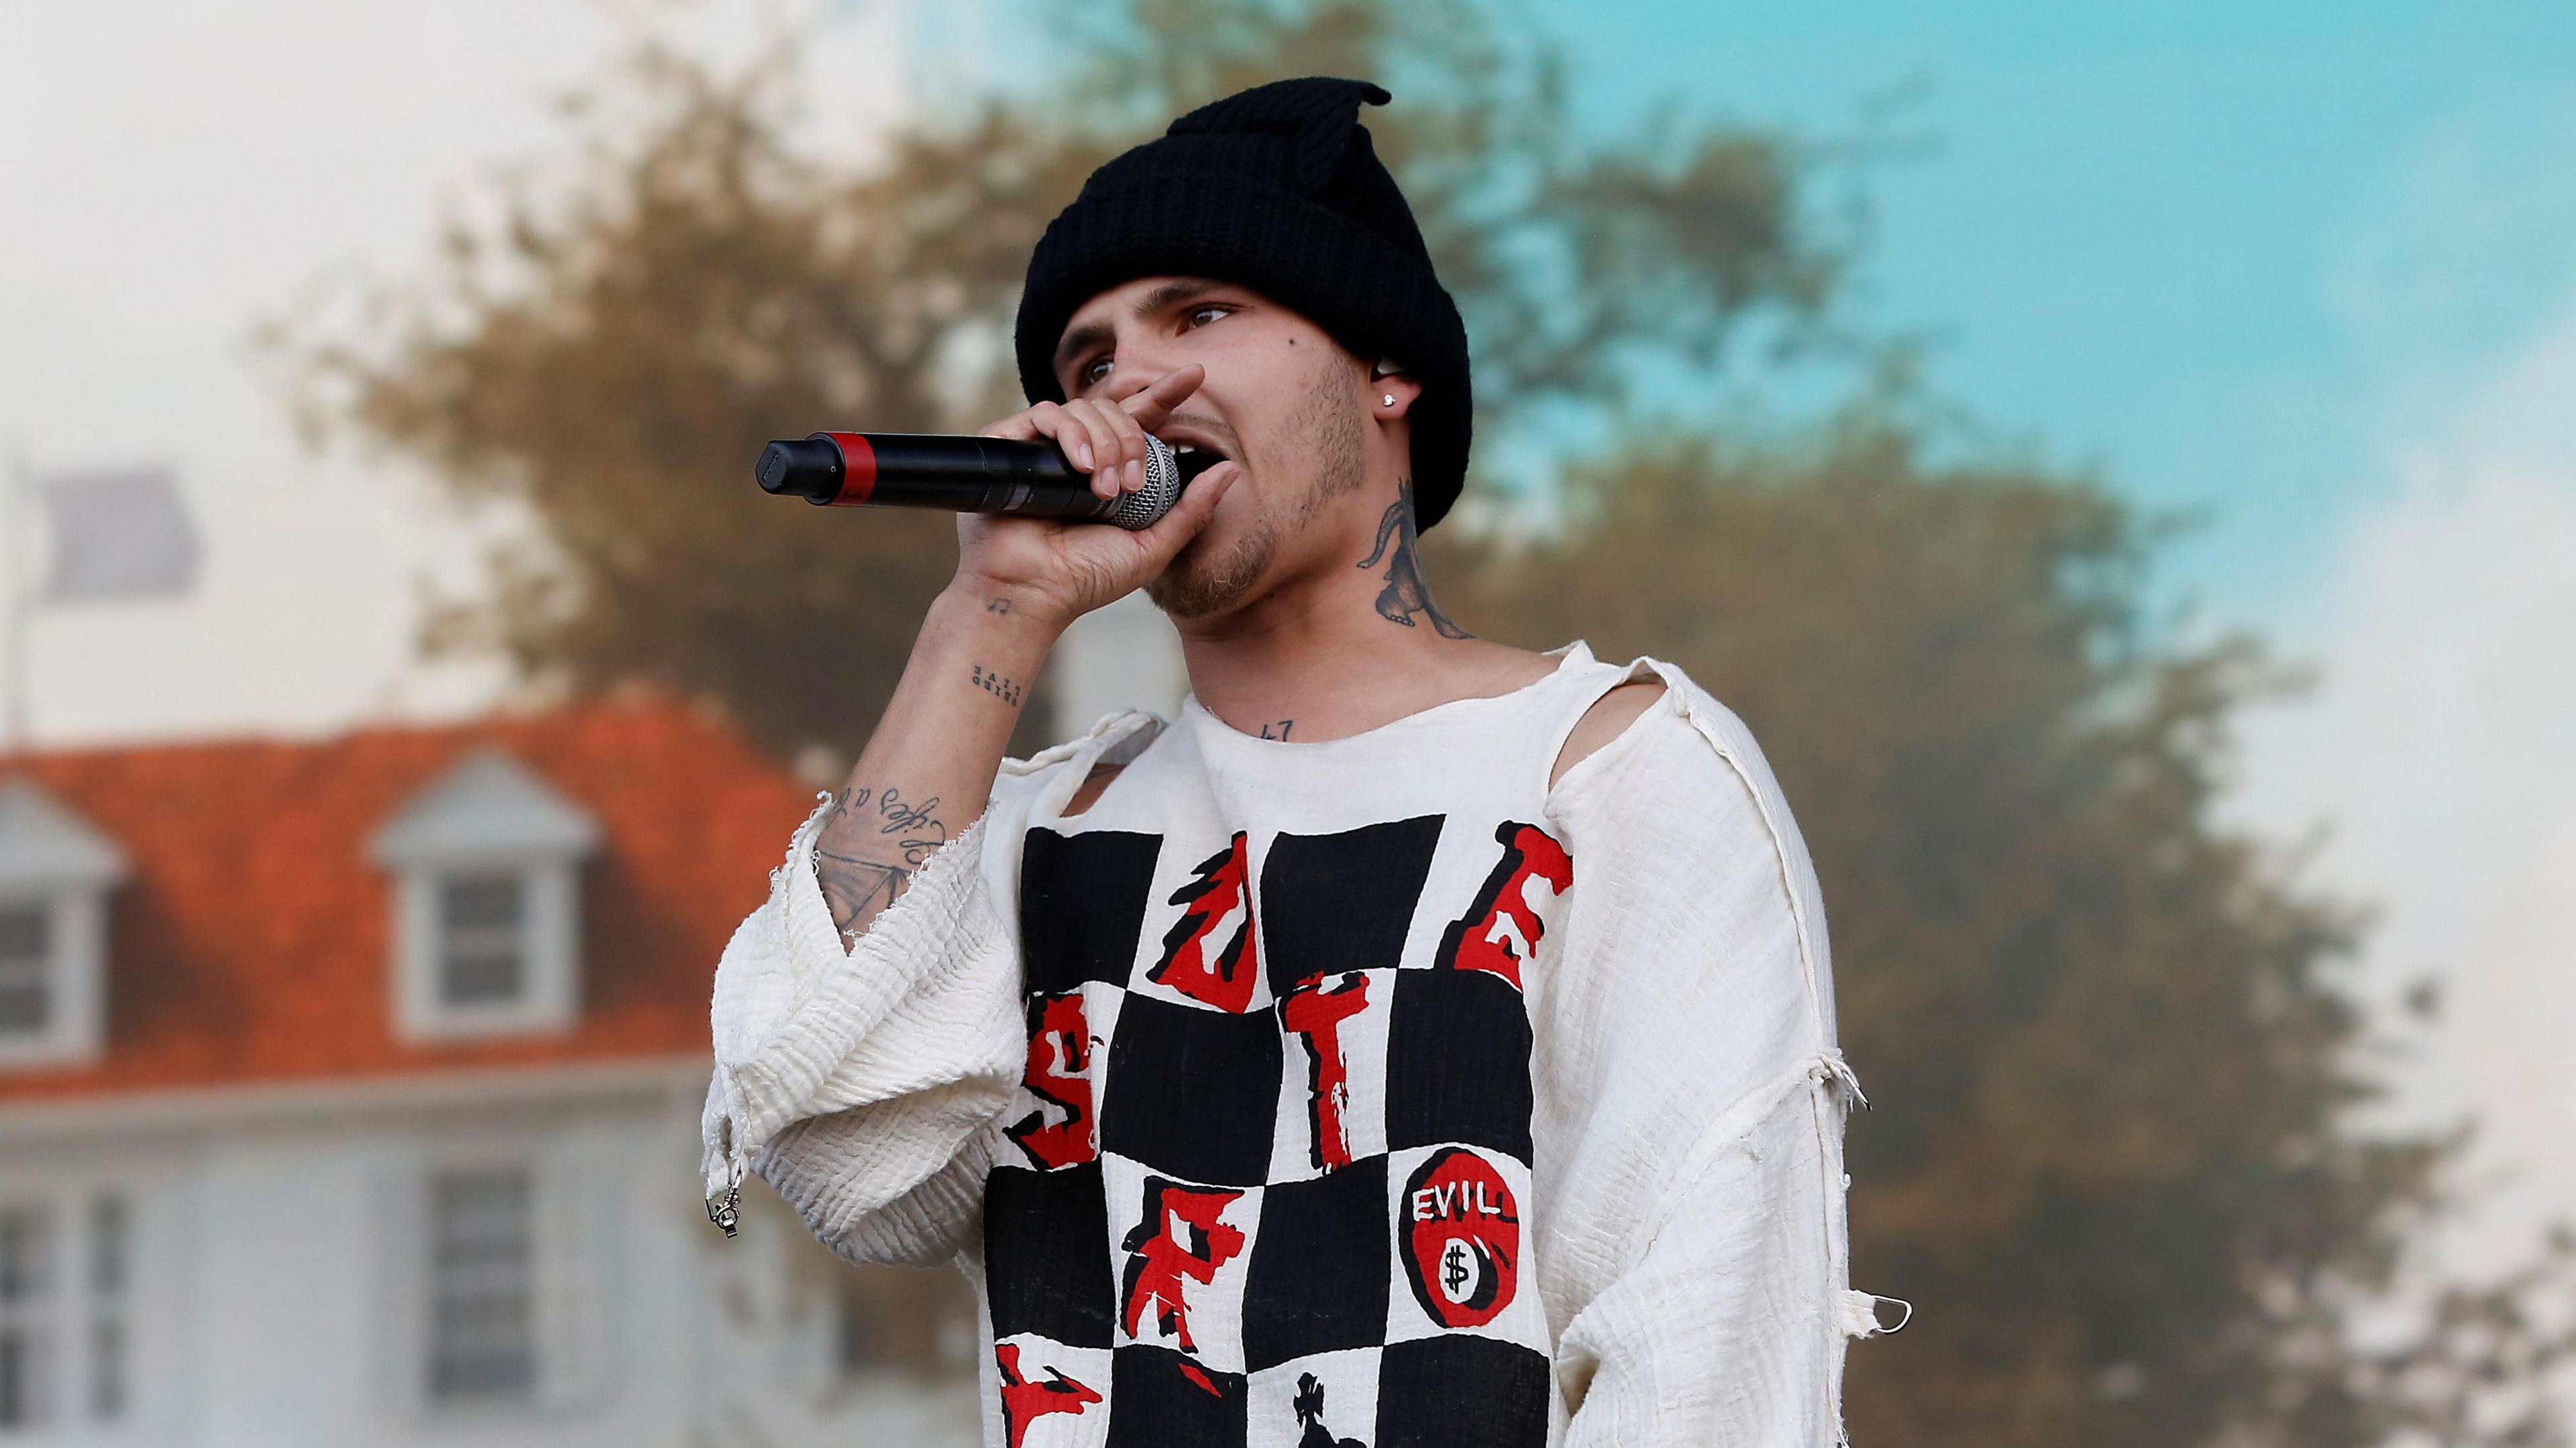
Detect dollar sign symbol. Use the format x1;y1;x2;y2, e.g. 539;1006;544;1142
1443;1240;1472;1298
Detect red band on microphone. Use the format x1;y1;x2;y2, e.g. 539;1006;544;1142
820;432;877;506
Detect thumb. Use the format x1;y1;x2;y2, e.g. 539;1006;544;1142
1130;459;1236;559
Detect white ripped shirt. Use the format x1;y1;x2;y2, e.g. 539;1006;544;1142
702;643;1882;1447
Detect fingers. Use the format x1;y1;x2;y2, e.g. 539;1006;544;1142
1063;400;1119;499
1005;402;1105;500
1122;364;1205;432
981;366;1204;498
1069;397;1156;499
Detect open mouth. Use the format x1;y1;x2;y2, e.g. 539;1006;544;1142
1164;438;1240;488
1173;449;1238;488
1157;426;1236;463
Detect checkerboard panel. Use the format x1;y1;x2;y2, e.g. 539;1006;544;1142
1005;984;1118;1172
1240;1154;1390;1371
1248;1346;1381;1448
1106;1344;1247;1447
1385;970;1535;1161
996;1335;1111;1448
1374;1335;1552;1448
1022;828;1165;995
1103;1152;1263;1373
1258;815;1445;999
1098;994;1283;1188
1267;968;1395;1182
985;1160;1116;1349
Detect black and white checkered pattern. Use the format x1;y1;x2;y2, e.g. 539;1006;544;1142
987;812;1565;1448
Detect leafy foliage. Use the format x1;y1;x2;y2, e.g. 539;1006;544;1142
290;0;1836;762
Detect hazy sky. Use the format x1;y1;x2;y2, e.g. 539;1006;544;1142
2;0;2568;1274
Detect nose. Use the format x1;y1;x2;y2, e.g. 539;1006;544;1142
1106;337;1195;402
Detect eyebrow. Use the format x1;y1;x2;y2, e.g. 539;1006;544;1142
1053;277;1236;386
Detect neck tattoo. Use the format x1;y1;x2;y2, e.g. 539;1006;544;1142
1356;478;1472;639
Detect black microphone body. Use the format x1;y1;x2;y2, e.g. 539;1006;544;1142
756;431;1224;530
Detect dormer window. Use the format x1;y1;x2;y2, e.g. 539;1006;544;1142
372;749;600;1042
0;903;51;1033
437;873;528;1007
0;782;126;1069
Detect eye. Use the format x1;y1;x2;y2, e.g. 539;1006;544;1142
1078;304;1236;388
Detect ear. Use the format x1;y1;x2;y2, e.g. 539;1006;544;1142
1371;359;1420;417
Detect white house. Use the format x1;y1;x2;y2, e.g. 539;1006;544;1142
0;691;991;1446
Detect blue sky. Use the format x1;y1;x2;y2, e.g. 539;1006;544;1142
1519;0;2576;625
1527;2;2576;1256
939;0;2576;628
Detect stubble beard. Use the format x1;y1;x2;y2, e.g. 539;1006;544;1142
1148;358;1368;620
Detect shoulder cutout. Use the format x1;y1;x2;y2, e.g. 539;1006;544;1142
1550;680;1668;788
1063;762;1126;817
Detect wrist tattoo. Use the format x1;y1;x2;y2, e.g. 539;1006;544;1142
970;664;1024;706
986;596;1012;614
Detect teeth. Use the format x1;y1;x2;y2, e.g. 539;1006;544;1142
1173;443;1199;453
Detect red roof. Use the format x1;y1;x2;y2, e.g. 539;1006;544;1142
0;691;812;1102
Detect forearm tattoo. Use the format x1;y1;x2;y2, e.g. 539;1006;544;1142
812;783;951;949
1356;477;1472;639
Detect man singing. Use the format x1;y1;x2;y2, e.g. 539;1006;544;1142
703;76;1875;1447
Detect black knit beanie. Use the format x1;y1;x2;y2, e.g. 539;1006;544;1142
1014;76;1474;529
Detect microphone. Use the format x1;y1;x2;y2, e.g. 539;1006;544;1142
755;431;1228;530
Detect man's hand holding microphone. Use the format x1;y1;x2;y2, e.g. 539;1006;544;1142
955;361;1234;630
789;364;1235;954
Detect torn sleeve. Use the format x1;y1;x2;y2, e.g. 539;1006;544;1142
1536;667;1889;1445
700;792;1026;1266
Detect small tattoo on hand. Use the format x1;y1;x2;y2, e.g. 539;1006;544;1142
986;597;1012;614
971;664;1024;706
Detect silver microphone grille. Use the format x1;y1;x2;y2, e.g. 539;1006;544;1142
1108;434;1187;531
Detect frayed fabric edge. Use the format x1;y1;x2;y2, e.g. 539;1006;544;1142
1809;1049;1868;1111
1836;1289;1913;1339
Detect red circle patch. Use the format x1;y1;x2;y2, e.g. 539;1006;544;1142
1401;1147;1521;1329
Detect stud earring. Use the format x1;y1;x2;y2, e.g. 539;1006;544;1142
1382;394;1396;406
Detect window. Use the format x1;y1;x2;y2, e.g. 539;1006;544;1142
0;1204;52;1429
0;904;48;1037
87;1195;127;1422
437;873;526;1007
0;781;125;1068
0;1190;128;1430
425;1167;536;1406
372;750;598;1041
